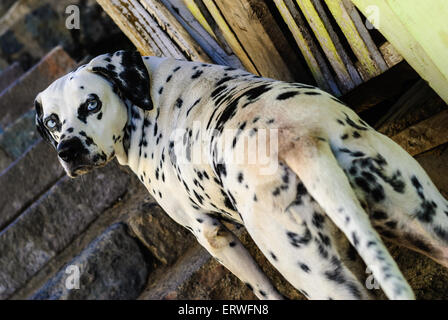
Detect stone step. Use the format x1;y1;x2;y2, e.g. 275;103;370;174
126;198;195;266
31;223;149;300
0;46;75;128
0;147;12;175
10;172;147;299
0;161;130;299
0;61;23;93
0;138;64;231
138;227;302;300
0;109;39;172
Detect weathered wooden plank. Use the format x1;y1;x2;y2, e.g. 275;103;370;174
213;0;297;81
139;0;212;62
181;0;216;37
295;0;360;92
190;0;236;55
274;0;340;95
311;0;363;86
341;0;389;71
96;0;185;58
324;0;386;80
391;109;448;156
352;0;448;104
201;0;258;74
379;41;403;68
162;0;243;67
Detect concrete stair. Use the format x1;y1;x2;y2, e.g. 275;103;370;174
0;62;23;94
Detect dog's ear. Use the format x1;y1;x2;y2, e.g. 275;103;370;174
34;95;57;149
86;50;153;110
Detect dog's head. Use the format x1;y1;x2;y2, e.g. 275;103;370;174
35;50;153;177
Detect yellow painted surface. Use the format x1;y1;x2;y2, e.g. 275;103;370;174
352;0;448;103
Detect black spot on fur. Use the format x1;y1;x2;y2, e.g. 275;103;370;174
299;263;311;273
312;212;325;229
410;175;437;223
277;91;299;100
175;97;183;109
433;226;448;243
343;113;368;131
304;91;321;95
186;98;201;116
324;257;345;284
287;228;312;248
352;232;359;247
372;210;388;220
191;69;203;79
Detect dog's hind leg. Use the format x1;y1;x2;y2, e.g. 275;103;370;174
281;135;414;300
187;213;284;299
232;178;372;300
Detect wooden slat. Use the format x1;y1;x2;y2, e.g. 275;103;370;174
341;0;389;71
96;0;185;58
190;0;236;55
391;109;448;156
181;0;216;38
139;0;212;62
295;0;360;92
311;0;363;86
162;0;243;67
324;0;387;80
212;0;297;81
274;0;340;95
201;0;258;74
379;42;403;68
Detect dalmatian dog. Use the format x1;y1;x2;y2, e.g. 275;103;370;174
35;50;448;300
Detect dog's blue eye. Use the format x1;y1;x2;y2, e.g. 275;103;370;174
87;100;98;111
46;119;56;128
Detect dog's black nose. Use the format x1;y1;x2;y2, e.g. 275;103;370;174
57;137;87;162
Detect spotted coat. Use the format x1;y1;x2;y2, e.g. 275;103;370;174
35;51;448;300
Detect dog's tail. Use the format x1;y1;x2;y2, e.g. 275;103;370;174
282;136;415;300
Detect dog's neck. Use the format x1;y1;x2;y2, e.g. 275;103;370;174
115;101;153;176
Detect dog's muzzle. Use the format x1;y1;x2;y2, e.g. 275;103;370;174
57;137;87;162
57;137;91;176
